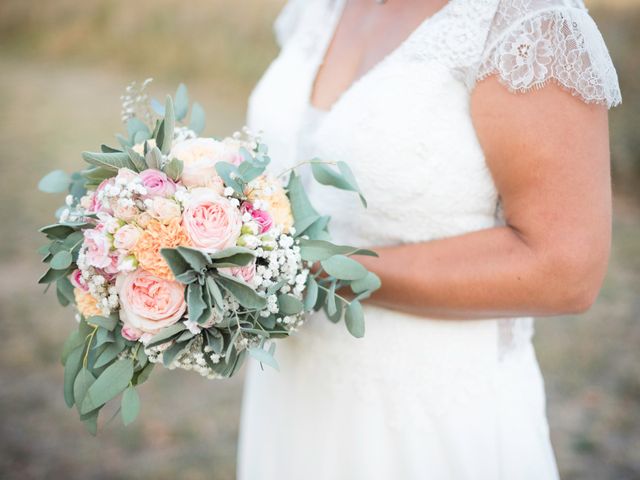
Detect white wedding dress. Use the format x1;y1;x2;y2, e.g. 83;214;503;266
238;1;621;479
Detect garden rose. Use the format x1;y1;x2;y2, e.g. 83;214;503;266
116;270;186;334
221;261;256;285
182;188;242;251
139;169;176;197
247;176;294;233
113;224;141;251
121;323;143;341
170;138;226;191
241;202;273;234
70;269;88;291
148;197;181;223
83;228;112;269
115;168;139;185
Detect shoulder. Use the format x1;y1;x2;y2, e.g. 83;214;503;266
476;0;622;108
273;0;334;49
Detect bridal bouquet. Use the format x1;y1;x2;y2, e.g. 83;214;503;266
37;81;380;433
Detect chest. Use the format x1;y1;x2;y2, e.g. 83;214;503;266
247;0;502;245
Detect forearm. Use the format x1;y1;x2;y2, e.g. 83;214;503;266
358;225;597;320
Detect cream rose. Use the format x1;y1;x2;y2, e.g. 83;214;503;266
113;224;141;251
148;197;181;223
170;138;227;191
116;270;186;334
182;188;242;252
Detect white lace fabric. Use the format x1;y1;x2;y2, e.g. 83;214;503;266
477;1;622;107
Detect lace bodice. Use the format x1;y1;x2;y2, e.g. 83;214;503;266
247;0;620;358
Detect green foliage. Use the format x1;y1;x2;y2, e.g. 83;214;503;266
38;170;70;193
121;386;141;426
80;359;134;414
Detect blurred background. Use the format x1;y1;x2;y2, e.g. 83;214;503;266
0;0;638;479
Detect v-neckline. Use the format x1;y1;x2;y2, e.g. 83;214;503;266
308;0;455;114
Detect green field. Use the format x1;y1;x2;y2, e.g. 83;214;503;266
0;1;639;479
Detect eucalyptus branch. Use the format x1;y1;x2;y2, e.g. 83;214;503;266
83;326;99;368
276;159;337;179
316;284;353;307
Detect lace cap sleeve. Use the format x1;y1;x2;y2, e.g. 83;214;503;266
477;3;622;108
273;0;305;48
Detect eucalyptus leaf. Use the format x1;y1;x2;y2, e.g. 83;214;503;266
277;294;304;315
303;277;319;312
94;342;123;369
248;347;279;371
38;170;70;193
287;171;319;229
121;386;140;426
87;314;118;331
345;300;365;338
299;238;378;262
50;250;72;270
189;102;206;134
80;359;134;414
350;271;382;294
174;83;189;121
320;255;368;281
63;346;84;408
73;368;96;413
161;95;175;154
61;330;84;365
215;162;243;193
126;118;150;141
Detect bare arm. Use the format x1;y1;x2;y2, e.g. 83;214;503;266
359;77;612;319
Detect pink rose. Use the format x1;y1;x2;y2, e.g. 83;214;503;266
69;269;88;291
221;261;256;285
83;228;112;269
113;224;141;251
148;197;181;222
241;202;273;234
170;138;226;191
83;178;112;214
182;188;242;252
121;323;143;341
139;169;176;197
116;270;186;334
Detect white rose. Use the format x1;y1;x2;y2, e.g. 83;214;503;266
148;197;181;223
170;138;227;191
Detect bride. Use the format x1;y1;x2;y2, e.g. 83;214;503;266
238;0;621;478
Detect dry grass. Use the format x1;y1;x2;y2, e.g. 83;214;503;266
0;1;639;479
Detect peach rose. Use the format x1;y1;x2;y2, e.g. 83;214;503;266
116;270;186;334
148;197;181;223
182;188;242;252
170;138;227;191
113;224;141;251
